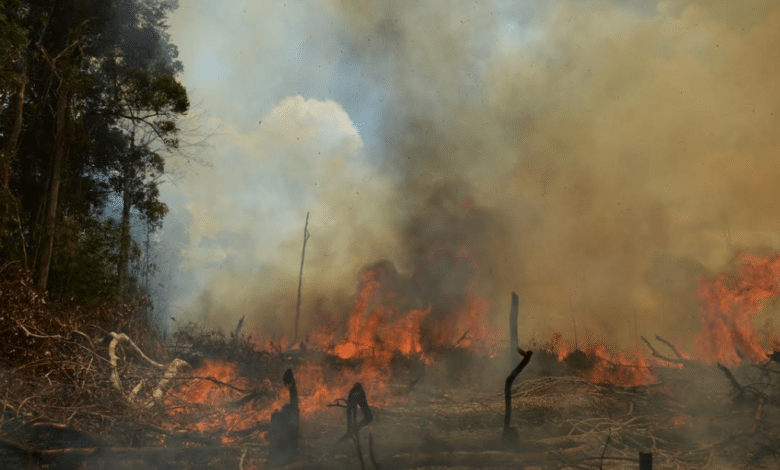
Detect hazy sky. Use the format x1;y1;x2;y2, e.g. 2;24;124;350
160;0;780;348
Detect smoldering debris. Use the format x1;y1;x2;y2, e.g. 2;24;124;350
5;268;780;470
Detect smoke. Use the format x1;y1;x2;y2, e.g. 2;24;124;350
162;95;400;334
315;0;780;348
166;0;780;350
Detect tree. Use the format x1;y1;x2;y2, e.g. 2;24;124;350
77;0;188;298
102;59;189;299
0;0;29;262
1;0;190;305
36;24;92;293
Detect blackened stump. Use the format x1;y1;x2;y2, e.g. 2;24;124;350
267;368;299;468
340;382;373;442
340;383;373;470
639;452;652;470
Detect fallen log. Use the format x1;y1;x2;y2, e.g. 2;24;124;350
107;331;192;408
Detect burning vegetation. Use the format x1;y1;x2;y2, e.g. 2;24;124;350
4;251;780;469
4;0;780;469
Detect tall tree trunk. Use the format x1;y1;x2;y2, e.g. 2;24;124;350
118;134;134;299
36;82;69;293
4;65;26;188
0;59;27;263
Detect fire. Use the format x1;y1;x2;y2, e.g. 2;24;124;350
164;357;406;439
164;259;495;438
670;414;692;427
164;359;285;435
165;250;780;437
535;252;780;385
326;262;491;366
327;266;432;365
695;253;780;365
581;344;656;386
542;334;658;387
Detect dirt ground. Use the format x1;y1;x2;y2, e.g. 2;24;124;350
3;346;779;470
81;352;780;469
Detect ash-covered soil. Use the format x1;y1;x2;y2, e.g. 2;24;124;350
272;352;780;470
3;345;779;470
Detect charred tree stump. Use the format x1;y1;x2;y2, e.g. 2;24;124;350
768;350;780;364
338;383;374;469
503;348;533;442
639;451;652;470
267;369;299;468
339;383;373;442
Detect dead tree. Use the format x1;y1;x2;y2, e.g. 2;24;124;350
509;292;519;369
294;212;310;341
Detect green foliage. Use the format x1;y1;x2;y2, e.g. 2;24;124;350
0;0;192;313
0;0;28;91
119;66;189;117
137;196;168;227
47;215;124;304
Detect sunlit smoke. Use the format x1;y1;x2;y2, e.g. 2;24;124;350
166;0;780;351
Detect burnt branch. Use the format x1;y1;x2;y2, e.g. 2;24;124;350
340;382;373;442
453;328;470;347
107;332;191;407
503;348;533;441
717;363;746;399
654;335;687;361
335;383;375;470
640;336;683;365
599;427;611;470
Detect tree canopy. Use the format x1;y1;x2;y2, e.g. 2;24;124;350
0;0;190;310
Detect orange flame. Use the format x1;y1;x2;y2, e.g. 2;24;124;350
327;263;492;366
329;267;431;365
543;334;658;386
695;253;780;365
164;359;282;436
164;251;496;438
164;357;408;440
